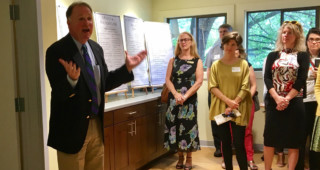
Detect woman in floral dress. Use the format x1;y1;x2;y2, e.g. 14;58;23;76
164;32;203;170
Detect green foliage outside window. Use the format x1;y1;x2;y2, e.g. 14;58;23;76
284;10;316;36
247;11;281;69
247;8;318;70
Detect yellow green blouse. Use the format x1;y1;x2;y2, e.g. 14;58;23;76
208;59;252;126
314;67;320;116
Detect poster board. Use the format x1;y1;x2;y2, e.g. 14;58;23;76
144;21;174;86
56;4;68;40
123;15;149;88
94;13;128;92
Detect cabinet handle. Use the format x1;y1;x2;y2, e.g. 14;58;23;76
133;120;137;135
158;113;162;126
127;111;137;115
128;122;134;136
157;104;161;108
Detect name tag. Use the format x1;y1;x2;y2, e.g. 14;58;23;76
214;54;220;60
232;67;240;72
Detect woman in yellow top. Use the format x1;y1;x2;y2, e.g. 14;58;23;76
208;32;252;170
310;27;320;170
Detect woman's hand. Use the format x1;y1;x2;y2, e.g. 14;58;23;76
275;96;289;111
225;107;233;115
226;99;239;110
174;93;185;105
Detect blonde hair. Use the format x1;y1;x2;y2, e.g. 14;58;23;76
275;22;306;52
174;32;200;58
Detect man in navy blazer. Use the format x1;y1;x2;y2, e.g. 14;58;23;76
45;2;147;170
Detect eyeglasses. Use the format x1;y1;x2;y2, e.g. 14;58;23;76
308;38;320;43
179;38;191;43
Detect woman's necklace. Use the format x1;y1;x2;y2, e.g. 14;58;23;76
282;48;293;54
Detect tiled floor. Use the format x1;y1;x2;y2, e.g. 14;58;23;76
147;147;289;170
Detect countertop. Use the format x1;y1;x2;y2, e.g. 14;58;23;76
104;92;161;112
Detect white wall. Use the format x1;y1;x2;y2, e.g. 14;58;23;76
0;0;21;169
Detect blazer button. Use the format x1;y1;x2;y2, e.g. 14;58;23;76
86;115;90;119
88;99;92;102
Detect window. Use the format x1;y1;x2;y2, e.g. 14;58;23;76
168;14;226;68
247;7;319;70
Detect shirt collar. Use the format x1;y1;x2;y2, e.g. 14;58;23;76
71;36;89;54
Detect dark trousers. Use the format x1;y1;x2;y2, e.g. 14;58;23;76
217;121;248;170
209;92;221;150
309;151;320;170
296;102;317;170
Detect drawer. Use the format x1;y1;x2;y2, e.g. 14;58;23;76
104;111;114;127
114;103;146;124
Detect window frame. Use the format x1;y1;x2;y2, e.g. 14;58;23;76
246;6;320;71
167;13;227;69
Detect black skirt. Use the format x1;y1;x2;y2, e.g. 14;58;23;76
264;94;306;148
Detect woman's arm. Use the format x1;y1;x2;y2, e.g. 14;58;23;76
234;61;251;104
283;52;309;108
285;52;309;101
314;65;320;103
211;87;239;109
264;52;286;109
249;66;257;97
183;59;204;101
165;58;184;103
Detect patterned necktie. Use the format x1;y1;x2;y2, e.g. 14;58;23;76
82;45;99;115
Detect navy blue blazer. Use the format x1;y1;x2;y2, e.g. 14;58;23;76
46;34;133;154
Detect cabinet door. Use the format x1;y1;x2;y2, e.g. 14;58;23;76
146;101;158;160
114;121;132;170
132;116;148;169
104;126;114;170
156;103;168;155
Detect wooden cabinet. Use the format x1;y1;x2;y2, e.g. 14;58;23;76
104;111;114;170
156;102;168;157
104;99;168;170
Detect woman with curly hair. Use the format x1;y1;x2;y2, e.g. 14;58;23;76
263;21;309;170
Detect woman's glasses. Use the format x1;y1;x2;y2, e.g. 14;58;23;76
308;38;320;43
179;38;191;43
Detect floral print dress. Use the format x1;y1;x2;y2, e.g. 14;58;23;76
164;56;200;152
